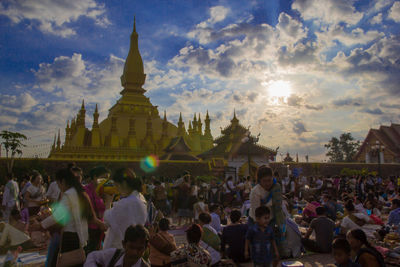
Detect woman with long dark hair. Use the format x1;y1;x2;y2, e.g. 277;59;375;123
38;167;92;267
347;229;385;267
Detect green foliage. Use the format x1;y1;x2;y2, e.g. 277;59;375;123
340;167;377;176
0;130;27;174
325;133;360;162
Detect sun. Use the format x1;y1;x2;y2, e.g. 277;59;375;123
267;80;292;99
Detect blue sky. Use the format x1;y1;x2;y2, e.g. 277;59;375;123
0;0;400;160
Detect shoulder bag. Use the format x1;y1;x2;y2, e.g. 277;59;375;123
56;193;86;267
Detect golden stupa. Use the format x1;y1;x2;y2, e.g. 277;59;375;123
49;18;213;160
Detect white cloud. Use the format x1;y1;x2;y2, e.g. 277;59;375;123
388;2;400;22
371;13;383;24
292;0;363;25
0;0;109;37
0;92;38;114
208;6;229;25
33;53;123;106
316;26;383;48
276;12;307;45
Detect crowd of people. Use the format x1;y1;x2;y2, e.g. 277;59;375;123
1;164;400;267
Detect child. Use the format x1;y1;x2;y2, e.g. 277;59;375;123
193;195;208;222
245;206;279;267
332;238;361;267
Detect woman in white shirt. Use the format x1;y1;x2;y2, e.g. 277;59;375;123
103;168;147;249
24;170;45;216
38;168;92;267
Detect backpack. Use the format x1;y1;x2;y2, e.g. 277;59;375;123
355;247;386;267
149;232;176;256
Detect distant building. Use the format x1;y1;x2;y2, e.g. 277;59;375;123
49;18;213;160
198;111;276;179
355;123;400;163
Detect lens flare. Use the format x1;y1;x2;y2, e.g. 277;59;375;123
50;202;70;226
140;155;160;173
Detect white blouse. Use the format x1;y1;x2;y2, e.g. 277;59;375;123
103;191;147;249
41;187;88;247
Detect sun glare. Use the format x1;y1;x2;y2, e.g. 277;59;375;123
267;80;292;99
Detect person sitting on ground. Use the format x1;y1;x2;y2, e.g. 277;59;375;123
0;209;35;253
302;206;335;253
245;206;279;267
193;195;209;223
332;238;361;267
198;212;221;266
170;224;211;267
354;197;367;215
323;194;337;221
346;229;385;267
149;218;177;267
364;200;381;217
388;199;400;233
340;200;371;234
209;204;222;234
85;224;150;267
221;209;248;263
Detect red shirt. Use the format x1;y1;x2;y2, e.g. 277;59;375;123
84;183;105;229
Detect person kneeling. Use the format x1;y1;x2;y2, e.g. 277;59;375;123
84;225;150;267
302;206;335;253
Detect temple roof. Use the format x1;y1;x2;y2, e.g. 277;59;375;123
355;123;400;159
161;136;200;161
198;112;276;159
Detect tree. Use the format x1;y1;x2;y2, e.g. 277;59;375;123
0;130;27;175
324;133;360;162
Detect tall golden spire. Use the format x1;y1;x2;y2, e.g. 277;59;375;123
197;113;202;135
204;110;212;138
120;16;146;93
177;112;186;136
52;133;56;151
65;120;70;146
231;109;239;124
56;129;61;150
92;104;99;128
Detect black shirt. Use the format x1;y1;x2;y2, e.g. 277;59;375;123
221;223;248;262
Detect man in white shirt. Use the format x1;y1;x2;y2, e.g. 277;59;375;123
85;225;150;267
2;175;20;223
46;180;60;203
103;191;147;249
